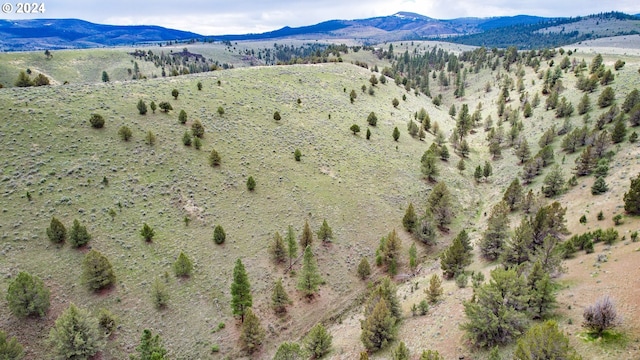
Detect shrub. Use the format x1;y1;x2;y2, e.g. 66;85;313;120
145;131;156;146
514;320;581;360
82;250;116;291
48;304;105;359
217;106;224;116
455;273;469;288
613;214;623;225
209;149;221;166
6;271;50;318
69;219;91;248
151;277;169;309
392;98;399;108
46;216;67;244
89;114;105;128
140;223;155;242
247;176;256;191
350;124;360;135
583;295;621;335
213;225;226;244
0;329;24;359
118;126;132;141
173;251;193;277
274;111;281;121
131;329;167;360
294;149;301;161
357;257;371;280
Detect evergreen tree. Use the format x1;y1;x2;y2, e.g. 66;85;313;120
286;225;298;268
527;261;556;319
131;329;167;360
191;120;204;138
421;150;439;181
484;161;493;178
420;350;445;360
513;321;581;360
503;179;523;211
137;99;148;115
140;223;155;242
213;224;226;244
173;251;193;277
367;112;378;126
178;109;187;124
145;131;156;146
462;268;529;348
480;201;510;261
409;243;418;273
297;246;323;298
350;124;361;135
393;127;400;141
366;128;372;140
151;277;169;309
317;219;333;243
272;279;292;314
426;274;443;303
6;271;50;318
209;149;221;166
231;259;252;322
392;341;410;360
597;86;615;108
542;165;565;197
101;71;110;83
402;203;417;232
0;329;24;359
158;102;173;113
48;303;105;360
299;220;314;249
273;111;281;121
69;219;91;248
440;234;472;279
294;149;302;161
360;298;395;352
380;230;401;275
118;126;132;141
171;89;179;100
516;138;531;164
357;257;371;280
274;342;305;360
239;308;265;354
611;119;626;143
247;176;256;191
501;218;534;267
14;71;33;87
305;323;332;358
46;216;67;244
270;231;287;264
591;177;609;195
82;250;116;291
427;182;453;229
150;101;157;114
577;93;591;115
474;165;483;182
457;158;466;173
624;173;640;214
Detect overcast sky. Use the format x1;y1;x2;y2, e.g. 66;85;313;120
3;0;639;35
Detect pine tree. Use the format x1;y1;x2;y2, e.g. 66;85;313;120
426;274;443;303
82;250;116;291
591;177;609;195
239;308;265;354
392;341;410;360
420;350;445;360
393;126;400;141
409;243;418;273
231;259;252;322
46;216;67;244
274;342;304;360
271;279;292;314
48;303;105;359
501;218;533;267
131;329;167;360
381;229;402;275
527;261;556;319
305;323;332;358
542;165;565;197
298;220;314;249
173;251;193;277
137;99;148;115
457;158;466;173
474;165;483;182
150;101;157;113
286;225;298;268
402;203;417;232
0;330;24;359
516;138;531;164
297;246;323;298
421;150;439;181
611;119;626;143
480;201;510;261
624;173;640;214
270;231;287;264
69;219;91;248
317;219;333;243
191;120;204;138
6;271;50;318
360;298;395;352
357;257;371;280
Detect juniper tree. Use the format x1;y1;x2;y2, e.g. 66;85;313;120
542;165;565;197
150;101;157;113
69;219;91;248
501;218;534;267
145;131;156;146
231;259;252;322
82;250;116;291
357;257;371;280
274;342;304;360
402;203;417;232
140;223;155;242
408;243;418;273
527;261;556;319
246;176;256;191
273;111;281;121
392;341;410;360
131;329;167;360
426;274;443;303
171;89;179;100
294;148;301;161
173;251;193;277
300;220;313;249
151;277;169;309
158;102;172;113
183;131;192;145
286;225;298;268
213;224;225;244
420;150;439;181
0;329;24;359
591;177;609;195
48;304;105;360
624;173;640;214
178;109;187;124
440;234;472;279
350;124;361;135
427;182;453;229
393;127;400;141
137;99;148;115
46;216;67;244
360;298;395;352
480;201;510;261
209;149;221;166
503;179;523;211
191;120;204;138
6;271;50;318
380;229;401;275
297;246;323;298
513;321;581;360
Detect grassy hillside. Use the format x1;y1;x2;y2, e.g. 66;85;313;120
1;42;640;359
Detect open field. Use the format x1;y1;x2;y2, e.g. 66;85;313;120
1;40;640;359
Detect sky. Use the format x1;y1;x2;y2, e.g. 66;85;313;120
2;0;639;35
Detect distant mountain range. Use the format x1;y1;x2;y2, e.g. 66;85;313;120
1;11;638;51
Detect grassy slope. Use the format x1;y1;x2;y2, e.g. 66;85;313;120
0;41;639;359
